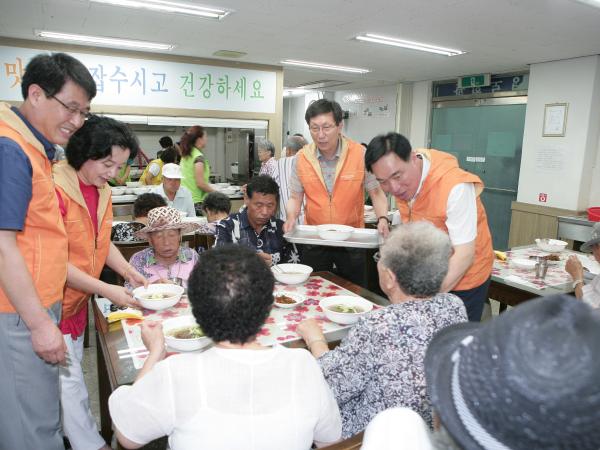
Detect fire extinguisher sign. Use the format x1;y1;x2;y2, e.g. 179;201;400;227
538;193;548;203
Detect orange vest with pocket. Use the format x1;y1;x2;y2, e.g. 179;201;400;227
395;149;493;291
0;112;68;313
296;136;365;227
53;161;113;320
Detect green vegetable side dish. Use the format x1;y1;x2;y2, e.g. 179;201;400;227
166;325;205;339
142;292;175;300
329;304;364;314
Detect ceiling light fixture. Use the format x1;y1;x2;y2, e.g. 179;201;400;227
355;33;465;56
281;59;370;74
35;30;175;51
89;0;231;19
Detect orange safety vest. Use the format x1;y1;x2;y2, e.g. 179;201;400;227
296;136;365;227
53;161;113;320
0;105;68;313
395;149;494;291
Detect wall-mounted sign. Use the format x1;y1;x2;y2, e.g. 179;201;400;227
458;74;491;89
0;45;277;114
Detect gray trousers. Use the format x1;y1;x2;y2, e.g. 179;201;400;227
0;302;64;450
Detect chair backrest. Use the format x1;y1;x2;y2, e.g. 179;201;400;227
320;432;364;450
195;233;216;250
115;241;150;262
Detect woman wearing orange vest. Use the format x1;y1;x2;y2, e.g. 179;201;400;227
366;132;494;322
54;116;147;450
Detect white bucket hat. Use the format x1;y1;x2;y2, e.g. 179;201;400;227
162;163;183;179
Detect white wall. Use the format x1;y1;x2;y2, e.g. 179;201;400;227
517;56;600;210
333;85;398;144
409;81;432;148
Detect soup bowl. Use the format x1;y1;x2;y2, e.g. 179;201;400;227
271;263;312;285
317;224;354;241
535;238;568;253
320;295;373;325
162;315;211;352
133;283;184;310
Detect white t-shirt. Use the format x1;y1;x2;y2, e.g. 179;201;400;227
109;345;342;450
407;155;477;246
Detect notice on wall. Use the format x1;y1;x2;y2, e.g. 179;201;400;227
0;45;277;113
535;147;565;172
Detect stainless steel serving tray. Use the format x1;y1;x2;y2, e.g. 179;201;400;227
284;225;382;249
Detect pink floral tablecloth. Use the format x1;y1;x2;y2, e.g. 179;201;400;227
493;247;579;289
97;276;378;369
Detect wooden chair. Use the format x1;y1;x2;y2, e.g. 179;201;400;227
320;432;364;450
194;233;216;250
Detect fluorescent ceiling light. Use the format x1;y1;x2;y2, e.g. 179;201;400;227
355;33;465;56
283;88;308;97
281;60;370;74
574;0;600;7
90;0;231;19
35;30;175;51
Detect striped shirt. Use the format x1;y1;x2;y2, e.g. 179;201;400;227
276;154;305;223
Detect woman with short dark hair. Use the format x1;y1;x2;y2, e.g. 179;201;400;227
53;115;147;450
109;245;342;450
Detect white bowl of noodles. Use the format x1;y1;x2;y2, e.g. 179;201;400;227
320;295;373;325
133;284;184;310
162;315;211;352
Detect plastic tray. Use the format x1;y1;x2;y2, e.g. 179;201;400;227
284;225;382;249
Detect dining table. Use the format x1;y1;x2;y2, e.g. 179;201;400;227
488;245;595;311
92;271;388;449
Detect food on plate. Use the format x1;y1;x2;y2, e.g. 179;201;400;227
141;292;176;300
547;253;561;261
329;304;364;314
494;250;507;261
275;294;297;304
166;325;204;339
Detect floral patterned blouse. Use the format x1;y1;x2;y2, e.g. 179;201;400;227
127;246;200;288
318;293;467;438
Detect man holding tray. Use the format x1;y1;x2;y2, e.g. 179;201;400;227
283;99;389;287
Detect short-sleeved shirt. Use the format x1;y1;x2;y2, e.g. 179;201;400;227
289;139;379;195
151;184;196;218
214;208;299;265
108;346;342;450
259;157;278;180
0;107;55;231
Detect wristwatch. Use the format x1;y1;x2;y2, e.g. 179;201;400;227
573;279;584;289
377;216;391;225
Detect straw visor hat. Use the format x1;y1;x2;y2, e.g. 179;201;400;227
425;294;600;450
134;206;199;241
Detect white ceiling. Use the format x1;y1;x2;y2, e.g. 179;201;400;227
1;0;600;90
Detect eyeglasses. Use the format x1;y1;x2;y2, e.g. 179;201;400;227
47;93;91;121
309;124;337;134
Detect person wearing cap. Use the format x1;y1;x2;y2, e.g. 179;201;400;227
128;207;201;287
565;222;600;309
151;163;196;218
140;146;178;186
420;294;600;449
365;132;494;322
297;221;467;439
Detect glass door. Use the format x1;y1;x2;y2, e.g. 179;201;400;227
430;98;527;250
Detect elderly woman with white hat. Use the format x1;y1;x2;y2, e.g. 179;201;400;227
565;221;600;308
128;206;201;287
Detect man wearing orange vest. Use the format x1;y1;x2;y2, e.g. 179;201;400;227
283;99;389;287
0;53;96;449
366;132;494;321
